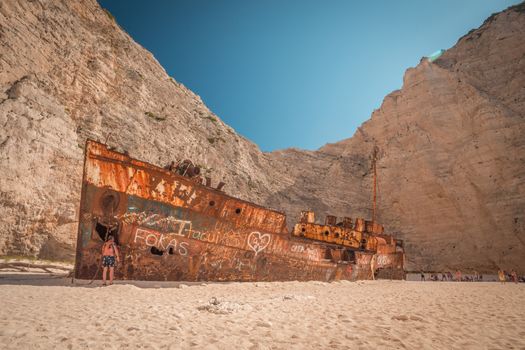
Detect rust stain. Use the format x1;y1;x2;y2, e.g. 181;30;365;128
75;140;405;282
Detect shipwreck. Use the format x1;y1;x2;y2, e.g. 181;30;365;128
74;140;405;281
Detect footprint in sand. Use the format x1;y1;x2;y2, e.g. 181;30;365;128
391;315;409;321
255;321;272;328
409;315;424;322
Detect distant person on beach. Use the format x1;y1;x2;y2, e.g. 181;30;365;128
420;272;425;281
101;235;120;286
447;271;453;280
511;270;518;283
498;269;506;284
370;254;377;280
455;270;462;282
441;273;446;281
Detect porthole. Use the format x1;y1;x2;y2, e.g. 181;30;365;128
150;247;164;256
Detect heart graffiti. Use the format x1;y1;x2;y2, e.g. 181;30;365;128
247;231;271;255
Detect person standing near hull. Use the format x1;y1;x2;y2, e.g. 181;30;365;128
455;270;462;282
101;235;120;286
498;269;506;284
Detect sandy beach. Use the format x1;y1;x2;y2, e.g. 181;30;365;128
1;272;524;350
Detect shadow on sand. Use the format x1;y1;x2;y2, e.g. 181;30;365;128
0;273;216;288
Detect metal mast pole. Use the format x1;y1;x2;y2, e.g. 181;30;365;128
372;146;378;222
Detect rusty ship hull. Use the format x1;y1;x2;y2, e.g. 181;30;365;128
74;141;404;282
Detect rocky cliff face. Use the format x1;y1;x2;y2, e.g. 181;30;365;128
265;4;525;272
0;0;281;260
1;0;523;272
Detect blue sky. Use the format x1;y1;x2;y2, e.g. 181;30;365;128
98;0;520;151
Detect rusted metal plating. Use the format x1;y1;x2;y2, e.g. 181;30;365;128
75;140;405;282
292;211;404;280
292;210;395;252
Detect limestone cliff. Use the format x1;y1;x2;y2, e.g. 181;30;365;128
265;4;525;272
0;0;523;272
0;0;280;260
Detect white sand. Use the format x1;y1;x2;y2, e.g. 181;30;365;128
0;276;524;350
